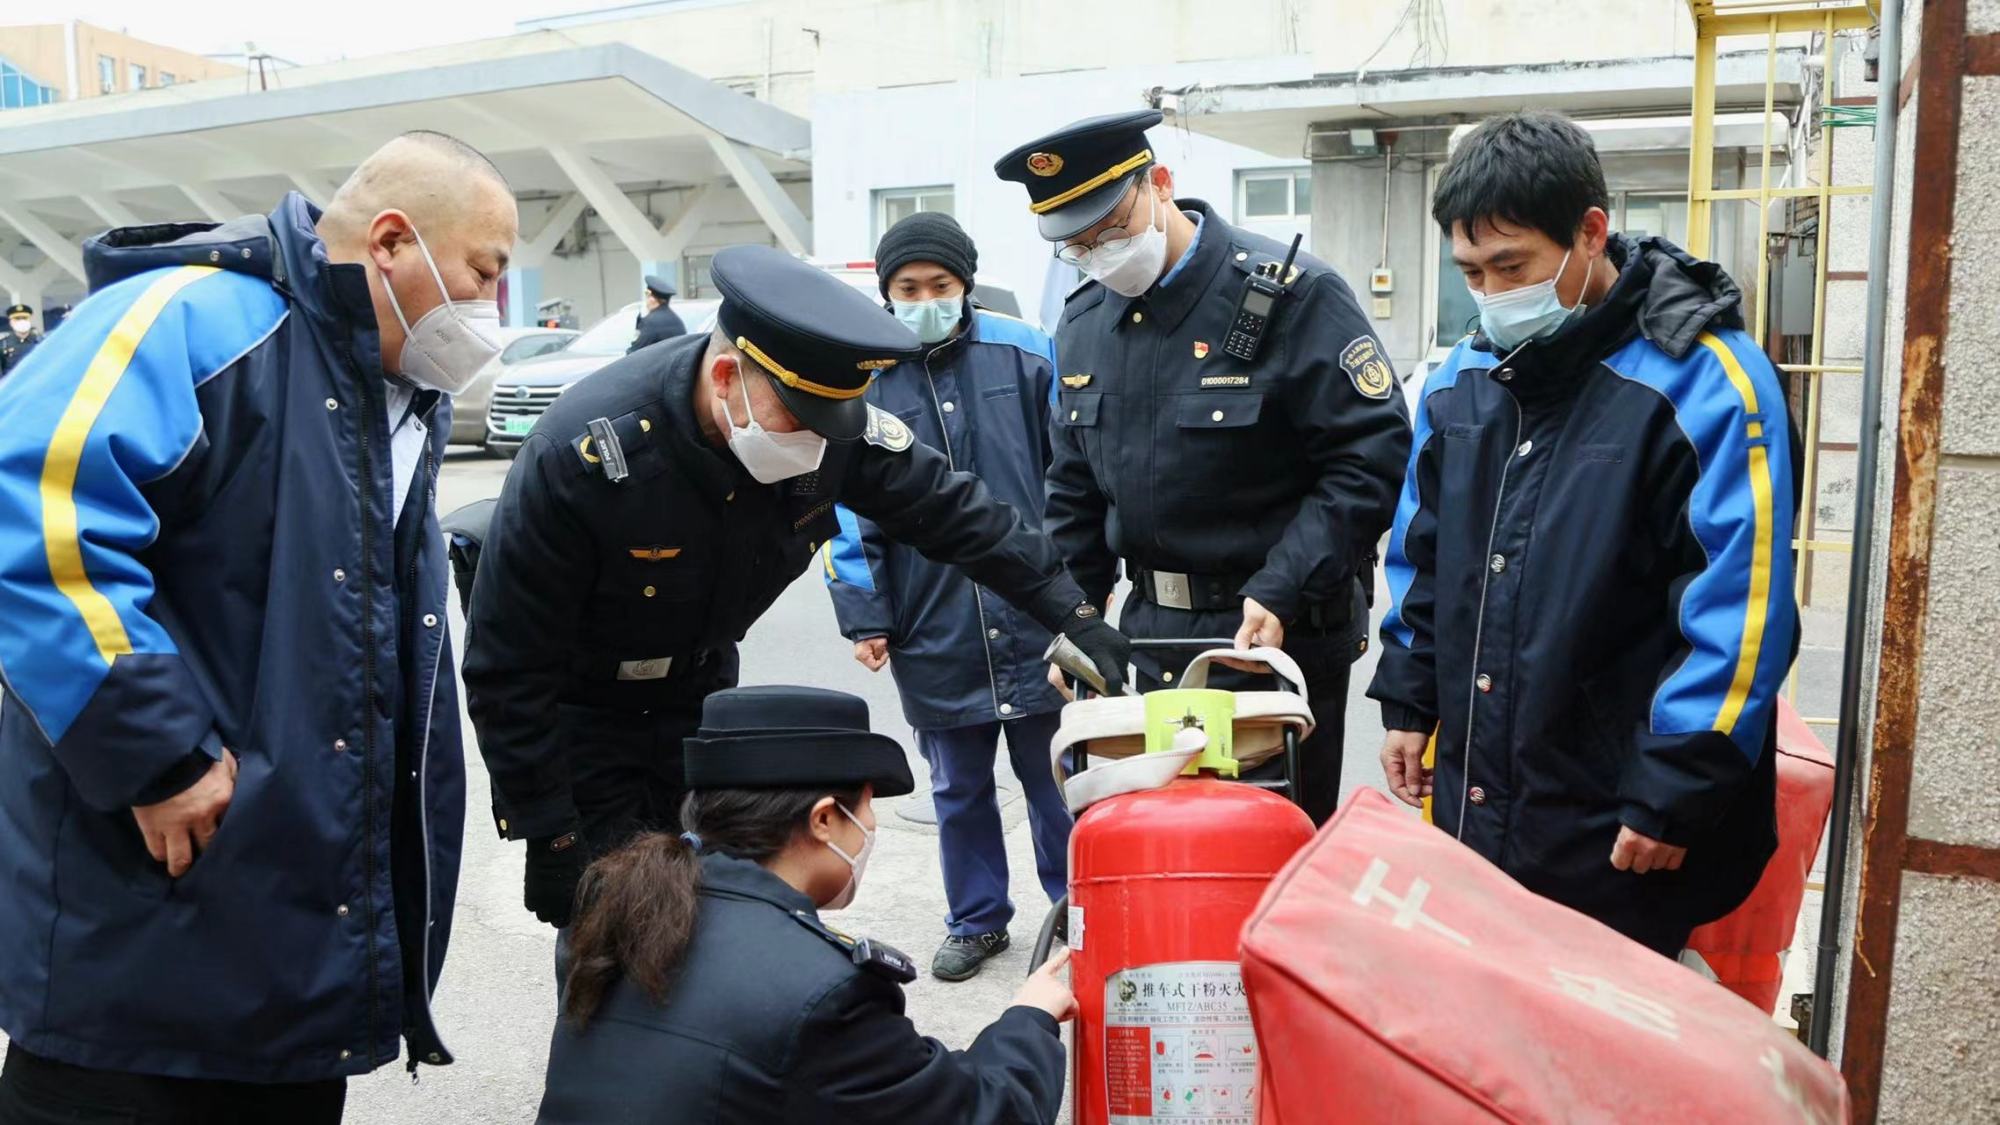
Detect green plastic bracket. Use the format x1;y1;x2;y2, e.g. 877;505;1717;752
1143;689;1238;778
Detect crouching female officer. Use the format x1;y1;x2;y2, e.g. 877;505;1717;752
537;685;1074;1124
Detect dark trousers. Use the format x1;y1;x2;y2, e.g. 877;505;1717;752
1121;598;1360;826
555;703;706;993
0;1044;345;1125
918;712;1071;937
562;703;704;859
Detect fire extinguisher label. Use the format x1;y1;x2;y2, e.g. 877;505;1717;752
1068;903;1085;951
1102;961;1258;1123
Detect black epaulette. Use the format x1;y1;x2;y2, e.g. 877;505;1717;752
787;910;918;984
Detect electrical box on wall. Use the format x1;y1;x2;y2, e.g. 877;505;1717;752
1369;268;1394;294
1372;297;1393;320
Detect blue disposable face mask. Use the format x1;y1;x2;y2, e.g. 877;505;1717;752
890;295;963;344
1470;247;1588;351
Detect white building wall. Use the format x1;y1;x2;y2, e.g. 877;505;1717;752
809;56;1316;328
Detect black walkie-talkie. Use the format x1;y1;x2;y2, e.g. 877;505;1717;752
1222;233;1303;362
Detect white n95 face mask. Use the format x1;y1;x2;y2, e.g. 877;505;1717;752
1074;190;1169;299
724;372;827;484
381;224;506;395
822;802;876;911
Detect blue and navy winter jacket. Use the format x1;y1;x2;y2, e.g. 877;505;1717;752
822;307;1065;730
1367;236;1800;938
0;194;464;1081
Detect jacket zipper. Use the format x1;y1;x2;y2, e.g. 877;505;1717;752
1456;389;1523;841
343;345;384;1061
407;430;447;1076
920;353;1005;720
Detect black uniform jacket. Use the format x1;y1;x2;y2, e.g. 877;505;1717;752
629;303;688;353
1048;200;1410;625
464;333;1087;840
537;853;1065;1124
0;330;42;378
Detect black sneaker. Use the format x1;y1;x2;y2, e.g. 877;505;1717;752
932;931;1010;982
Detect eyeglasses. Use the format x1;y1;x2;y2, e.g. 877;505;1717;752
1054;188;1147;266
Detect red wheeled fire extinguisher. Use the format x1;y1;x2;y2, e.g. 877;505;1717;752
1034;638;1315;1125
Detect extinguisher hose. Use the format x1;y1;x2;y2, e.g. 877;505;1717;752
1028;893;1068;974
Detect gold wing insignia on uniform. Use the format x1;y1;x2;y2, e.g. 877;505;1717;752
1060;373;1092;389
628;546;683;561
1339;336;1395;400
863;404;914;453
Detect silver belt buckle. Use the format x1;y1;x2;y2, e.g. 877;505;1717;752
1151;570;1194;611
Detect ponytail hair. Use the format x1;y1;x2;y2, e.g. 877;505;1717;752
561;784;865;1028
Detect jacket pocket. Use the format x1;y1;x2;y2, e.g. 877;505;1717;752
1057;391;1101;428
1162;393;1265;499
1175;392;1263;431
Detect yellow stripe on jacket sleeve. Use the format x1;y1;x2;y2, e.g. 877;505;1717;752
1694;331;1775;736
41;266;219;666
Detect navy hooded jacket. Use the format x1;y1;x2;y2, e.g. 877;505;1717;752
821;308;1065;730
1368;236;1799;940
0;193;464;1081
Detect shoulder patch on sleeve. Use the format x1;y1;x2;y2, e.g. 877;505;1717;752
1339;335;1396;400
863;404;913;452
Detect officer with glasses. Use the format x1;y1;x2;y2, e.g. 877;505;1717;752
995;109;1411;825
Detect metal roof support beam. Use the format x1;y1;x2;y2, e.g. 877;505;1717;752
80;194;140;228
287;171;340;207
1;256;69;305
705;133;809;257
0;257;41;304
0;203;85;283
546;143;671;263
515;193;588;270
179;184;242;223
659;183;719;262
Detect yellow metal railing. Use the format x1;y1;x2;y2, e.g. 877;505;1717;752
1684;1;1876;729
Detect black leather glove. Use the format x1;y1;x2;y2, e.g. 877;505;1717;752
1060;604;1133;696
524;832;587;928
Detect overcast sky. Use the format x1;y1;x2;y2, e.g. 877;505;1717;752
45;0;613;67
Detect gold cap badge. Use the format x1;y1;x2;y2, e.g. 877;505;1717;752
1026;152;1064;177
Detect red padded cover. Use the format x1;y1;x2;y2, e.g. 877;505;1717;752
1240;788;1848;1123
1688;699;1837;1015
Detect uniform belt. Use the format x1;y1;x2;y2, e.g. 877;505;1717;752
1127;565;1253;612
1127;563;1354;633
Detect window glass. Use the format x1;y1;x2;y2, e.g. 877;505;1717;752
1435;233;1482;349
98;55;116;94
872;187;955;243
1294;173;1312;217
159;71;176;86
1623;192;1689;244
128;63;147;90
1244;176;1291;218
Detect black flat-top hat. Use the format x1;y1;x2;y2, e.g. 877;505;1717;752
643;274;675;299
711;245;922;442
5;304;30;318
995;108;1164;242
683;685;916;798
